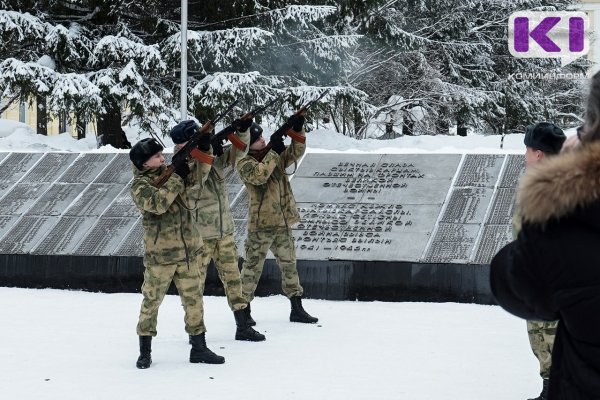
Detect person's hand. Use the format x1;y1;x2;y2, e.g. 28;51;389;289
174;162;190;180
233;118;253;132
288;114;305;132
213;140;224;157
271;136;286;154
197;131;211;151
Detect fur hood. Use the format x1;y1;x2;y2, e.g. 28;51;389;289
518;141;600;224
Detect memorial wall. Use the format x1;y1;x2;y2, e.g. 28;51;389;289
0;151;524;265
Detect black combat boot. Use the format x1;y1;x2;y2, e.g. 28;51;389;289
245;302;256;327
528;378;549;400
290;296;318;323
189;333;225;364
136;336;152;369
234;309;266;341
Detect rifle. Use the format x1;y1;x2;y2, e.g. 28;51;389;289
211;97;280;151
153;99;239;188
253;89;330;162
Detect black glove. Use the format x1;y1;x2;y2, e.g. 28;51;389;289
174;162;190;180
270;136;286;154
288;115;305;132
197;131;211;151
233;118;253;132
213;140;224;157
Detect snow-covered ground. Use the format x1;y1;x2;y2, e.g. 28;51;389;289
0;118;558;399
0;287;542;400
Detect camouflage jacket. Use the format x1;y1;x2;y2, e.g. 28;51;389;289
236;131;305;232
193;130;249;239
130;161;210;265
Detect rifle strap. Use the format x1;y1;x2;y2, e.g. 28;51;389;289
287;129;306;144
190;148;215;165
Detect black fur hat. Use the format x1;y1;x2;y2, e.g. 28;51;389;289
524;122;566;155
250;122;263;144
169;120;198;144
130;138;164;170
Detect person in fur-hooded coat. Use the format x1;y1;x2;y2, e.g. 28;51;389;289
490;138;600;399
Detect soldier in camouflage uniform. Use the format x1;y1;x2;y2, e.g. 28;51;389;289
514;122;565;400
170;118;265;342
129;126;225;370
236;116;318;324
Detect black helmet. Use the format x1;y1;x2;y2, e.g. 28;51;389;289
250;122;263;144
130;138;163;170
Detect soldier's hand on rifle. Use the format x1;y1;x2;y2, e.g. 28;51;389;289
288;115;305;132
213;140;224;157
198;131;211;152
174;162;190;180
233;118;253;133
270;135;286;154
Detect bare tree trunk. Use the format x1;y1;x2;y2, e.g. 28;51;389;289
97;100;131;149
76;113;86;140
36;96;47;136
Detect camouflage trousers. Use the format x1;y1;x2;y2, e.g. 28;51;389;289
527;320;558;379
136;257;206;336
200;234;247;311
241;228;303;302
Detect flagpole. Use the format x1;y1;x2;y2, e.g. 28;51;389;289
180;0;188;120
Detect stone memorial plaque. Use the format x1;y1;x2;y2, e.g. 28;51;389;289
113;218;144;257
329;231;431;261
439;188;494;224
0;183;50;215
0;153;43;183
473;224;513;264
0;182;15;198
454;154;504;188
102;185;138;217
58;153;116;183
231;190;249;220
291;177;368;203
423;223;481;263
293;202;441;261
486;188;517;224
0;216;59;253
32;217;97;255
25;184;87;216
20;153;78;183
94;153;134;184
73;217;138;255
227;184;245;206
64;184;126;216
498;154;525;188
358;178;453;205
233;219;248;256
0;215;19;240
377;154;462;179
224;166;243;185
294;154;382;178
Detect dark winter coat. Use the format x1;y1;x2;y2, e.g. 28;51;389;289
491;141;600;399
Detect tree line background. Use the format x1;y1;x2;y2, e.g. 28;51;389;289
0;0;588;147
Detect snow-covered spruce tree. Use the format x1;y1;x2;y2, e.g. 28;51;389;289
161;1;367;135
339;0;585;136
0;1;177;146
